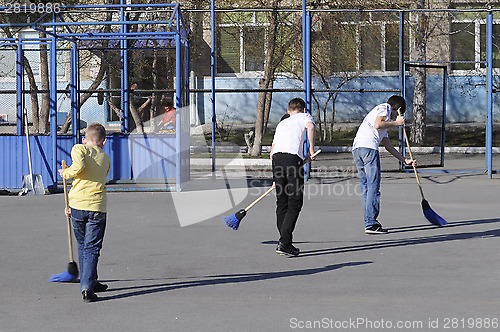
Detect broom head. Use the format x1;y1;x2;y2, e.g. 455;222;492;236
224;209;247;230
422;199;447;227
49;271;78;283
68;261;79;276
49;261;79;282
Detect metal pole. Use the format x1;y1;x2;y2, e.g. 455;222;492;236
303;2;312;181
486;10;493;178
50;21;58;188
399;11;406;169
120;1;129;133
70;42;79;144
303;1;311;112
441;67;447;167
16;40;23;136
210;0;216;176
175;8;182;191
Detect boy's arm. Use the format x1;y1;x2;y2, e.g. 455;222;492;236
62;145;86;179
381;137;415;166
306;121;316;159
374;115;404;129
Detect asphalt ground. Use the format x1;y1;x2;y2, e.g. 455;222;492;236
1;153;500;331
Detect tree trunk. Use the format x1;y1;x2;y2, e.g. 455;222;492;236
150;49;159;132
129;100;145;133
250;80;268;156
61;10;113;134
61;62;107;133
39;29;50;134
263;82;273;134
249;9;278;157
412;0;427;145
330;96;336;143
23;58;40;134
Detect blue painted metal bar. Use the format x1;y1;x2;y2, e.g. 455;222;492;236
302;0;310;108
303;5;312;181
120;3;129;133
59;3;176;9
440;66;448;167
399;11;406;168
210;0;216;176
58;32;178;39
175;6;182;191
486;10;493;178
50;20;58;188
0;21;172;29
16;40;23;136
70;42;79;144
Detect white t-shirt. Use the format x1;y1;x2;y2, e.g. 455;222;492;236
271;112;315;159
353;103;391;150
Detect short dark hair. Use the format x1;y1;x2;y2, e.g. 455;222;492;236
161;95;174;108
387;95;406;114
85;122;107;143
288;98;306;112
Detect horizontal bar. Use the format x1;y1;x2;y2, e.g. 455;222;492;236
190;88;400;93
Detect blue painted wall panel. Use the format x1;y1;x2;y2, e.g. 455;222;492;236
0;134;179;190
129;134;177;180
196;75;500;125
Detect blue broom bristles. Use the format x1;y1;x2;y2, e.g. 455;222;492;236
224;214;240;230
422;199;447;227
224;209;247;230
49;270;78;283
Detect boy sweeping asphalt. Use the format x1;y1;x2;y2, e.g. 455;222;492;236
352;95;416;235
59;122;110;302
270;98;315;257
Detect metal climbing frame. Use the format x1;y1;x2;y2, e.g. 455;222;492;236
0;2;191;191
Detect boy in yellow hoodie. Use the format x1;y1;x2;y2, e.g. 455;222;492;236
59;122;110;302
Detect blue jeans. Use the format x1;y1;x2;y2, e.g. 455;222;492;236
71;208;107;293
352;148;381;229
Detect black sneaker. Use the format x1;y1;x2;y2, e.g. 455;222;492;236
276;242;300;256
365;224;388;235
82;290;98;303
93;282;108;293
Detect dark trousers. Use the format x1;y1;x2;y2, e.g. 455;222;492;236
272;153;305;246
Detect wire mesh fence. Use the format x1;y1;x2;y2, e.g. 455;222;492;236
1;5;500;175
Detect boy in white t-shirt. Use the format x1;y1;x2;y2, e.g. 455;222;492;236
270;98;315;256
352;95;416;234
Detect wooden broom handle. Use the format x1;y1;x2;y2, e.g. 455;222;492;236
309;149;322;159
398;109;425;200
62;161;75;262
244;184;276;211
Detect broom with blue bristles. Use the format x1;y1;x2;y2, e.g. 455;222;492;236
224;183;276;230
399;110;447;227
225;149;321;230
49;160;79;282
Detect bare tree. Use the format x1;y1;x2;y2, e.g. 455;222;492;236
411;1;428;145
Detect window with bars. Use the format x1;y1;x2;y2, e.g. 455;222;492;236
328;17;408;74
216;25;266;74
450;3;500;71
